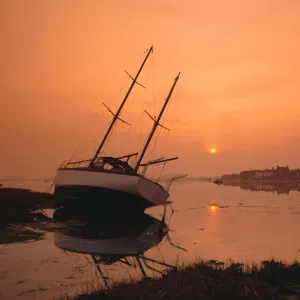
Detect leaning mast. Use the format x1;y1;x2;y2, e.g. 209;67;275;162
134;72;181;171
89;46;153;167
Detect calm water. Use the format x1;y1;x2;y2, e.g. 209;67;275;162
1;179;300;299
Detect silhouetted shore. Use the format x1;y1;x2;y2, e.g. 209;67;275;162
0;187;56;243
220;166;300;183
214;166;300;194
59;260;300;300
0;187;54;226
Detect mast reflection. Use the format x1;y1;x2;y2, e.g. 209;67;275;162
53;204;185;287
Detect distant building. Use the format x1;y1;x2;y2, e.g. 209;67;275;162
254;170;275;179
240;166;292;180
290;169;300;177
275;166;290;177
221;166;300;187
239;170;256;180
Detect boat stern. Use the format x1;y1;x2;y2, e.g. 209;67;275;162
137;177;169;206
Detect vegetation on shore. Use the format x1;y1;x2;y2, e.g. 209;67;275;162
57;260;300;300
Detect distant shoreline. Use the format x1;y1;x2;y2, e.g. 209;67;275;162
0;178;53;182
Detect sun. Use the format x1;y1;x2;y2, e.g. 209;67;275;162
209;148;216;154
209;204;218;213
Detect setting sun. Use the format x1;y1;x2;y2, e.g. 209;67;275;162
209;148;217;154
209;204;218;213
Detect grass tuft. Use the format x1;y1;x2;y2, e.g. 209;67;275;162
61;259;300;300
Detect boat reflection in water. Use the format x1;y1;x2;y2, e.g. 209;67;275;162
53;204;185;288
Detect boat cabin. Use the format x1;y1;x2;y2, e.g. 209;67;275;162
93;157;136;175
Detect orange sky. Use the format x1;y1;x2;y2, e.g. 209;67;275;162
1;0;300;178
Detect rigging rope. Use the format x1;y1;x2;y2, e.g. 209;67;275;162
65;62;134;164
105;121;118;158
151;54;156;119
174;77;180;124
147;96;171;160
68;119;99;163
155;77;180;157
134;54;163;166
121;56;150;157
102;69;131;158
45;177;56;193
157;245;166;264
118;112;134;156
157;162;166;183
133;59;152;166
135;94;170;167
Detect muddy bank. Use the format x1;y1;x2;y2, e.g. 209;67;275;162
72;260;300;300
0;188;57;244
0;188;55;227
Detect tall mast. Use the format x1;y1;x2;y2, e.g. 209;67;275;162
134;72;181;171
89;46;153;167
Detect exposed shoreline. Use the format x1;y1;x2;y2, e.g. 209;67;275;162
58;260;300;300
0;187;54;226
0;187;55;243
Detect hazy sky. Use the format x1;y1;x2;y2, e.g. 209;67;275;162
1;0;300;178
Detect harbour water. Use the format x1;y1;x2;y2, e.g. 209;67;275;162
1;179;300;299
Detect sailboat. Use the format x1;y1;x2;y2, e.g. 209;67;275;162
54;46;181;211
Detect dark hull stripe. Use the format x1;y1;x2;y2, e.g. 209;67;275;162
58;167;139;177
54;185;152;212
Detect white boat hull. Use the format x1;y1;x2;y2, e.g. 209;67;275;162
54;168;169;208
